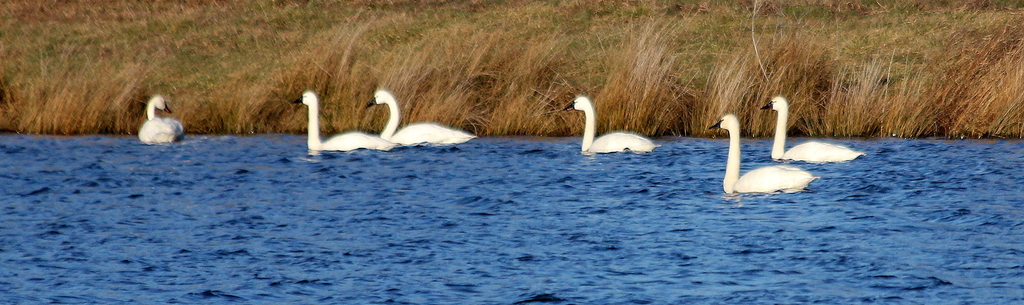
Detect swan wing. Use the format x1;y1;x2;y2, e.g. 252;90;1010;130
321;131;396;151
588;132;657;153
783;141;864;162
734;165;818;193
391;122;475;145
139;118;184;144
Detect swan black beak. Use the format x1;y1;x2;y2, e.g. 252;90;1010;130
366;98;377;109
562;103;574;111
291;97;303;104
163;106;173;114
760;102;773;110
708;119;723;130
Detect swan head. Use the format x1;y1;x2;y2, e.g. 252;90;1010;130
294;90;318;107
760;95;789;111
564;95;593;111
369;89;397;108
709;114;740;133
148;95;172;113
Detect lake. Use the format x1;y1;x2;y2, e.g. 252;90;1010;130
1;134;1022;304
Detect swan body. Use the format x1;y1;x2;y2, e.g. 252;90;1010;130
762;96;864;162
711;114;817;194
732;165;817;193
566;95;657;153
781;141;865;162
387;122;475;145
138;95;184;144
294;90;396;152
369;89;475;145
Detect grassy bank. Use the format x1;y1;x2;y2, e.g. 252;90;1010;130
1;0;1023;138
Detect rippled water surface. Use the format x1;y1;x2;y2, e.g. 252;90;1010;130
2;134;1023;304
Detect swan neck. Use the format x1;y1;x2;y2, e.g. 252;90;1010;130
306;101;322;150
581;107;596;151
146;101;157;120
381;99;400;140
724;125;741;193
771;106;789;159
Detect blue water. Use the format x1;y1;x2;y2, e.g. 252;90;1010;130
1;134;1023;304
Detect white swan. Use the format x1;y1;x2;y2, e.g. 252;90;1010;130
368;89;476;145
565;95;657;153
293;90;396;152
138;95;184;144
762;96;865;162
711;114;818;194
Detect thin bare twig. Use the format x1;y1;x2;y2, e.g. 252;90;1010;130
751;0;769;82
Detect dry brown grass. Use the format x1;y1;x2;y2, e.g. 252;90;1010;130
477;35;575;136
820;56;889;137
700;12;1024;138
700;32;835;137
932;23;1024;138
593;22;692;136
880;70;937;137
1;61;150;134
3;1;1024;138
